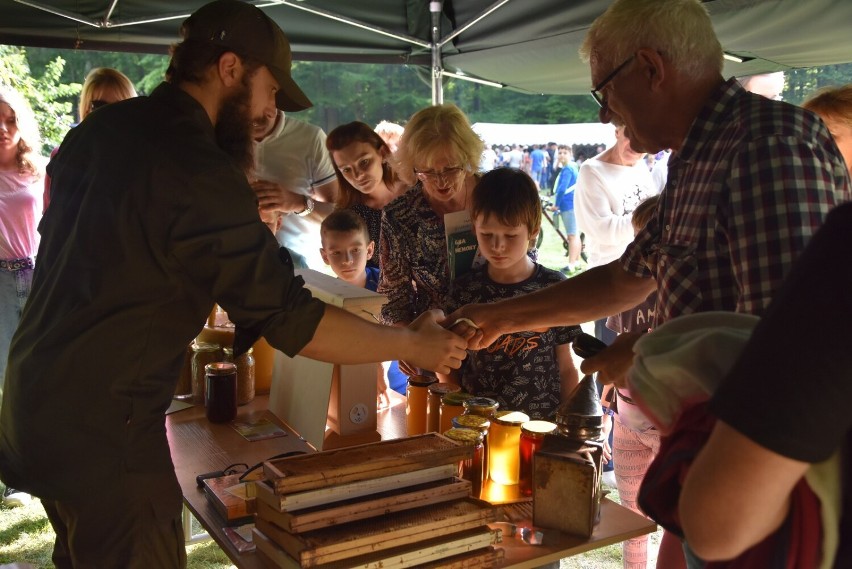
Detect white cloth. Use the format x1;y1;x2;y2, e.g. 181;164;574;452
628;312;841;569
574;156;657;267
253;112;336;270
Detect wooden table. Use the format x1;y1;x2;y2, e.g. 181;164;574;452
167;394;656;569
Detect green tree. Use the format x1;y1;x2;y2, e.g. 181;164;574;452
0;45;80;153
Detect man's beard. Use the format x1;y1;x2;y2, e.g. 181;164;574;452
215;80;255;173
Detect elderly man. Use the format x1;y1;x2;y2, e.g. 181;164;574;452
453;0;849;376
0;1;467;566
450;0;849;559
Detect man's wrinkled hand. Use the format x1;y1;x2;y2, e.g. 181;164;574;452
251;178;305;214
442;304;501;350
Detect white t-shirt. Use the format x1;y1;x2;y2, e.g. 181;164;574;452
574;155;658;267
253;112;336;269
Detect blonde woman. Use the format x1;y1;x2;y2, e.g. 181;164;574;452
44;67;137;210
378;104;484;375
803;84;852;178
0;86;43;507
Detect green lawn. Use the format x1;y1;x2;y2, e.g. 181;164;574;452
0;201;658;568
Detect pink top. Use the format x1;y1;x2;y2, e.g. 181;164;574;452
0;170;42;260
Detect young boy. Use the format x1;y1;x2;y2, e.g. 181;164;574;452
320;209;379;291
320;209;400;403
443;168;581;420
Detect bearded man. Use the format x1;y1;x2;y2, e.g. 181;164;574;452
0;2;468;566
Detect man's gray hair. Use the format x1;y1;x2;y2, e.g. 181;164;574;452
580;0;723;80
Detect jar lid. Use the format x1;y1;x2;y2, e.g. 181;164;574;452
442;392;474;406
463;396;500;410
205;362;237;375
443;427;484;445
408;375;439;388
192;341;220;352
493;410;530;426
521;420;558;436
428;382;461;396
223;347;253;356
452;414;491;431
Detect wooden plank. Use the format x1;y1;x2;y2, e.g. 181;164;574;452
420;546;505;569
256;498;498;567
254;464;458;511
255;476;471;533
252;526;499;569
263;433;470;494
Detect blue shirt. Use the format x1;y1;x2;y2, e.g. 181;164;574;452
554;163;579;211
364;266;380;292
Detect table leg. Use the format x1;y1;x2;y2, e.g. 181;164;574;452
183;504;211;545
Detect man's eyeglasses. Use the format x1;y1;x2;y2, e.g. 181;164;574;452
590;55;635;109
414;167;465;185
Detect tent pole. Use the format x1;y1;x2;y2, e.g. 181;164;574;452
430;1;443;105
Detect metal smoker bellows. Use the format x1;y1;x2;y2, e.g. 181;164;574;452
554;375;603;442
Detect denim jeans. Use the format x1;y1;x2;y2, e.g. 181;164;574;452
0;267;33;401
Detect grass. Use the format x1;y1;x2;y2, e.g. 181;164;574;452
0;199;658;567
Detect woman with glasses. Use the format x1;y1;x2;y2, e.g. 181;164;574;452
44;67;137;210
378;104;484;376
78;67;137;124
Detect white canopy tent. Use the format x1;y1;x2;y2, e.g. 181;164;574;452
472;122;615;148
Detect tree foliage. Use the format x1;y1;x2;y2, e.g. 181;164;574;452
5;43;852;153
0;45;80;153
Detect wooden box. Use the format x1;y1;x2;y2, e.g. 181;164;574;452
262;433;471;495
254;476;471;533
254;526;501;569
532;435;604;538
202;473;254;525
255;497;498;567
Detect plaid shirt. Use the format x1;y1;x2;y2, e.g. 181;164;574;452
622;78;851;325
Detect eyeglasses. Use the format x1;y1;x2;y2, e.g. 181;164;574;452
414;167;465;185
590;55;635;109
89;99;109;112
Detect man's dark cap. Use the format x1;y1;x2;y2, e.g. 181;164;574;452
182;0;312;112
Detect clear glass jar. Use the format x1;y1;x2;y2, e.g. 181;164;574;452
427;383;461;433
462;396;500;419
488;410;530;485
443;427;485;499
191;342;222;404
223;347;256;405
440;391;473;434
406;376;437;436
519;420;557;496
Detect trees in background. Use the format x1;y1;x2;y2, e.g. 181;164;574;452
5;44;852;154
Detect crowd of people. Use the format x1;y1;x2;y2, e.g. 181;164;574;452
0;0;850;568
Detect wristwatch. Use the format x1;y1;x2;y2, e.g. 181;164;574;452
295;196;315;217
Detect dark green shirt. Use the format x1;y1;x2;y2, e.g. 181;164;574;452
0;83;325;500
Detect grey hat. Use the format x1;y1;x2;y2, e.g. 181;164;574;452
182;0;312;112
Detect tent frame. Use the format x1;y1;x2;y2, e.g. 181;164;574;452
11;0;512;104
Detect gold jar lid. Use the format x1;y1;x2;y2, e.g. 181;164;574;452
493;410;530;426
452;414;491;432
521;420;558;438
192;341;220;353
443;427;484;445
408;375;438;388
428;382;461;396
442;392;474;406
